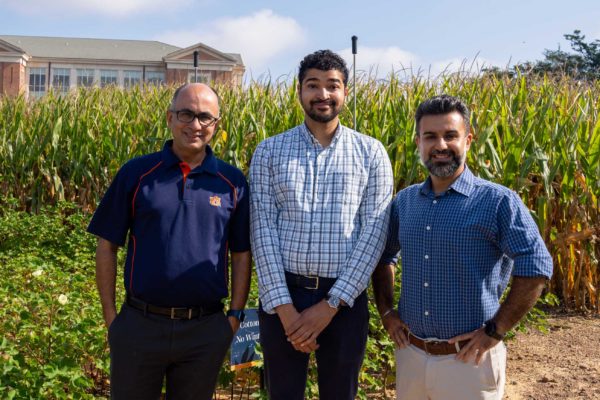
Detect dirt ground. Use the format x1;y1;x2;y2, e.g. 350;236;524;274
217;309;600;399
504;310;600;400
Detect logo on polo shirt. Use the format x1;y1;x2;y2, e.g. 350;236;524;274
209;195;222;207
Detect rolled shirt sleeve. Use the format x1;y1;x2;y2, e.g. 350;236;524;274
498;191;553;279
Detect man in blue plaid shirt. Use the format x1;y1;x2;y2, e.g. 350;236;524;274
250;50;393;399
373;95;553;399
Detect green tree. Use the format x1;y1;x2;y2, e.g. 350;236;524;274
485;30;600;79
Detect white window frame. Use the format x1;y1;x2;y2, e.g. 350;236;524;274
51;68;71;93
28;67;47;97
77;68;95;88
100;69;118;87
123;70;142;89
188;71;211;83
145;71;165;86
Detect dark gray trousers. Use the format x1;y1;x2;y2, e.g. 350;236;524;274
108;303;233;400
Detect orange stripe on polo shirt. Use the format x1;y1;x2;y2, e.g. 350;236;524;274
216;172;238;210
129;235;137;293
131;161;163;218
129;160;162;293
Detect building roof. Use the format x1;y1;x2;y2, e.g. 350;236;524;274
0;35;181;62
227;53;243;65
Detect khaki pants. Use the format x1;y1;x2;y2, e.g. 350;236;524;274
395;341;506;400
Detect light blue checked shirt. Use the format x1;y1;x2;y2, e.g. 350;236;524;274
380;166;553;339
250;123;393;313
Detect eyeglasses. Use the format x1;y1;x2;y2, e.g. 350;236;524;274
171;109;220;127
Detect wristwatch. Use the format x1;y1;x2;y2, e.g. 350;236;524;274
484;319;505;340
325;294;341;310
226;309;245;322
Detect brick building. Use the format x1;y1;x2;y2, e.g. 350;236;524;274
0;35;245;97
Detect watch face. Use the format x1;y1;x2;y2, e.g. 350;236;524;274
327;295;340;309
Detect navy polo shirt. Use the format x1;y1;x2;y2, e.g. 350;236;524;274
88;140;250;307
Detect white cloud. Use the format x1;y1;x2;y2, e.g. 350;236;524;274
1;0;191;17
428;56;504;77
338;46;420;79
158;9;307;75
336;46;506;80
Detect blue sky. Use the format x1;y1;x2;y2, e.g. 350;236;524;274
1;0;599;81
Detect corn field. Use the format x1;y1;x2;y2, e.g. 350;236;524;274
0;75;598;312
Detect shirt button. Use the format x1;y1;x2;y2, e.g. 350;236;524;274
424;255;429;260
433;200;438;204
424;282;429;287
424;311;430;316
426;226;431;230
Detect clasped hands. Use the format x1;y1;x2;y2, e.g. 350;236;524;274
276;301;338;353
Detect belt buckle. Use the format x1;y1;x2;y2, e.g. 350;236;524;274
170;307;192;320
304;275;319;290
422;337;443;355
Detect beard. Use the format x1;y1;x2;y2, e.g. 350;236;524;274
304;99;342;123
423;149;466;178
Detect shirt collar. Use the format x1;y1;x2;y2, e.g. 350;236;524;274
419;164;475;197
161;140;218;175
299;122;344;149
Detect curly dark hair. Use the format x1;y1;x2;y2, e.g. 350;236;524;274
298;50;349;86
415;95;470;135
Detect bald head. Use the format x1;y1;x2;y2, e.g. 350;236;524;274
170;83;220;114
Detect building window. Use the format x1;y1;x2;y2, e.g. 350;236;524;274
52;68;71;93
146;71;165;86
100;69;118;87
77;69;95;87
188;71;211;83
123;70;142;89
29;67;47;97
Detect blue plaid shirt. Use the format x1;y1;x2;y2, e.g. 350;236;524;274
380;166;553;339
250;123;393;313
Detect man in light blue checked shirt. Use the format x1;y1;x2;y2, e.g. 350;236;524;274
373;95;553;399
250;50;393;400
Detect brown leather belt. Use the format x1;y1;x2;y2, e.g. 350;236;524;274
127;295;223;320
408;333;470;356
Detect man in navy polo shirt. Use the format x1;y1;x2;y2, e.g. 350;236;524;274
88;83;251;400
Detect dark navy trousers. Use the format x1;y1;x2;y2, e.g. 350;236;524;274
259;288;369;400
108;303;233;400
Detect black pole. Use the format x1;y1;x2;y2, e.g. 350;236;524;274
193;50;199;82
351;36;358;130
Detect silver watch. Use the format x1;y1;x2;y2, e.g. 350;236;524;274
326;294;341;309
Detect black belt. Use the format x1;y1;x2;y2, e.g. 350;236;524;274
285;271;336;291
126;295;223;320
